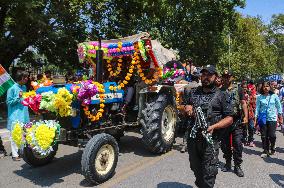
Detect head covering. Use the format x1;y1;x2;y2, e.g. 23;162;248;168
201;65;217;74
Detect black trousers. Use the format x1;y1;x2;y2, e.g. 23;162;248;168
0;136;5;152
187;136;219;188
260;121;277;153
221;125;243;166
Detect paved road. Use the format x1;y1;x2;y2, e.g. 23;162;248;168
1;129;284;188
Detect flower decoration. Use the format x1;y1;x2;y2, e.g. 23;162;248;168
77;80;99;106
53;88;73;117
40;91;57;113
22;90;36;99
83;82;105;122
11;122;25;148
22;94;42;113
32;120;60;155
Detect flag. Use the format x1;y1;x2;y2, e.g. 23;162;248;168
0;64;15;96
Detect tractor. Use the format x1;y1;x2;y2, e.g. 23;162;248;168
21;33;188;185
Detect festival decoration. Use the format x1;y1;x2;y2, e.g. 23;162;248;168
12;120;60;156
32;120;59;155
40;91;57;113
22;90;36;99
83;82;105;122
53;88;73;117
77;80;99;106
22;94;42;113
11;122;25;148
107;57;123;77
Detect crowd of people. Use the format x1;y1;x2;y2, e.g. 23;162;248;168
182;65;284;187
0;65;284;188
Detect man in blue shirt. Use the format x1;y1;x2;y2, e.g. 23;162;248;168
6;70;30;161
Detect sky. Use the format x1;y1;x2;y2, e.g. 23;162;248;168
237;0;284;23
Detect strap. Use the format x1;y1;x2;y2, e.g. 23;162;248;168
265;95;271;115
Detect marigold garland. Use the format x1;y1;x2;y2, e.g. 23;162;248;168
83;82;105;122
107;57;123;77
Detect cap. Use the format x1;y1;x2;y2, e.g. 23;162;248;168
222;69;233;76
201;65;217;74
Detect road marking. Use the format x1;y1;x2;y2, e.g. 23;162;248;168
100;150;175;188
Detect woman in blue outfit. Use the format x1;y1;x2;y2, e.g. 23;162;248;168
255;81;283;158
6;70;29;161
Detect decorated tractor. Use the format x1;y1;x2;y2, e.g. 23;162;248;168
14;33;190;185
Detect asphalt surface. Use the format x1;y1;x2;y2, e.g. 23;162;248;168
1;129;284;188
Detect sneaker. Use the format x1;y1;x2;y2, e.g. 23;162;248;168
12;157;21;161
249;142;255;147
261;152;269;158
234;165;244;177
221;162;232;172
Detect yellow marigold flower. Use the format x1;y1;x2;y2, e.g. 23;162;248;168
120;83;125;88
109;86;114;90
125;76;130;81
129;69;133;73
123;80;128;85
118;58;123;62
142;77;146;81
100;104;105;108
140;73;144;77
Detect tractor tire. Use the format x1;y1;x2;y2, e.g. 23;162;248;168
22;144;58;167
81;133;119;185
140;94;177;154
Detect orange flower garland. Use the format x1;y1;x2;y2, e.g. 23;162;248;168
83;82;106;122
107;56;123;77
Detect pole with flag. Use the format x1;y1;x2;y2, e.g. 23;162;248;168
0;64;15;96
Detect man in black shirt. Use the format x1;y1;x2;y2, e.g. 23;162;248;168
182;65;234;188
220;70;248;177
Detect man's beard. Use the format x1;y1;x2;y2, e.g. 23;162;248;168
202;79;215;89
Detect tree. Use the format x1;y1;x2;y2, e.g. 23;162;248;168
0;0;244;71
268;14;284;72
218;14;277;80
0;0;90;71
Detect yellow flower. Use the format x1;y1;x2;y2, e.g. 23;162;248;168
118;58;123;63
142;77;146;81
140;73;144;77
125;76;130;81
109;86;114;90
130;65;135;69
123;80;128;85
100;104;105;108
35;124;56;150
120;83;125;88
129;69;133;73
117;86;122;90
12;123;23;148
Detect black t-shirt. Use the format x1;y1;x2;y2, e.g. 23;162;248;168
182;86;234;139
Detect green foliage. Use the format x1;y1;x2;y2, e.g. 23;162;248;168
218;14;277;80
0;0;244;71
268;14;284;72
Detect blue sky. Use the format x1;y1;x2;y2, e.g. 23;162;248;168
237;0;284;23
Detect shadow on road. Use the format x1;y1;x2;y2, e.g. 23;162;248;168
13;151;83;187
263;156;284;166
269;174;284;187
242;147;262;156
157;182;193;188
119;135;158;157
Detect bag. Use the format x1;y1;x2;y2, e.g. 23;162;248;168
257;112;267;127
257;96;271;127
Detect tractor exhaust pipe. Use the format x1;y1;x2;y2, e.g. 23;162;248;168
96;36;103;82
